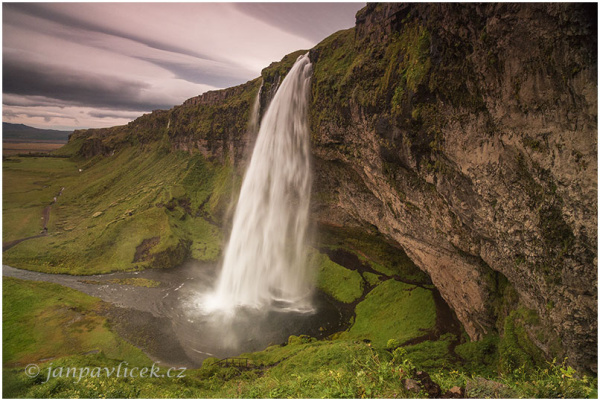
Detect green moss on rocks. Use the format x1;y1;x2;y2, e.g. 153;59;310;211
363;271;382;286
498;307;547;375
455;334;500;376
318;225;431;284
261;49;308;98
402;334;456;371
347;280;436;347
312;251;364;303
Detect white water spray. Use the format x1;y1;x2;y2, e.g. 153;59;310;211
248;83;262;136
204;54;314;315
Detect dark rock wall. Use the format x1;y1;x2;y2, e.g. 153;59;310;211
309;3;597;371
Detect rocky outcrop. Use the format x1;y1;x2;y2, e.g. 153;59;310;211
308;3;596;371
73;80;261;164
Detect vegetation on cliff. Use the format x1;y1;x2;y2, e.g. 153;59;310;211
2;2;596;399
3;150;227;274
308;2;596;374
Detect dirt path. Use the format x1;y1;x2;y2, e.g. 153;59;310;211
3;186;64;251
2;234;47;252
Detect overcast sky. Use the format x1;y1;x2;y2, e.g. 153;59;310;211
3;2;364;131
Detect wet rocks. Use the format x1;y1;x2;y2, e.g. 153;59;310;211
403;378;421;393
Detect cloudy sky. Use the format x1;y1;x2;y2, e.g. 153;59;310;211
3;2;364;131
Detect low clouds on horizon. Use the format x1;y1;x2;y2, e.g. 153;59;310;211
3;2;364;131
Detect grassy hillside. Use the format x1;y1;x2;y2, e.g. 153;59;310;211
3;278;150;368
3;146;234;274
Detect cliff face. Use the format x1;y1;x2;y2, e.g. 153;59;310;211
67;3;597;371
308;3;597;371
70;51;308;168
69;78;261;165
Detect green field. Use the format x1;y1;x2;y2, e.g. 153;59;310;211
347;280;436;347
312;250;365;303
3;157;77;242
3;278;150;368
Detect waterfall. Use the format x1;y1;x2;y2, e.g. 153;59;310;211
204;53;314;315
228;83;262;210
248;82;262;136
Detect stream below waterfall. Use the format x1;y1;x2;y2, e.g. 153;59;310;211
3;261;345;368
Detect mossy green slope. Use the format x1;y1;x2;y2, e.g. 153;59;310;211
311;250;364;303
3;63;265;275
3;148;234;274
3;157;77;242
4;272;596;399
318;225;431;283
3;277;150;367
346;280;436;347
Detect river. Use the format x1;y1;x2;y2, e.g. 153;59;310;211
3;261;345;368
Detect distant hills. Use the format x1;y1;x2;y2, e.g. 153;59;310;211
3;123;72;143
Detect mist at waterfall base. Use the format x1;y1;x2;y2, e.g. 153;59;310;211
167;261;340;366
171;54;336;362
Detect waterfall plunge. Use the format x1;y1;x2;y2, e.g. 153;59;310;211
204;54;314;315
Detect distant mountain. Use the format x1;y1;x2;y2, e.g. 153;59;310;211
2;123;72;142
